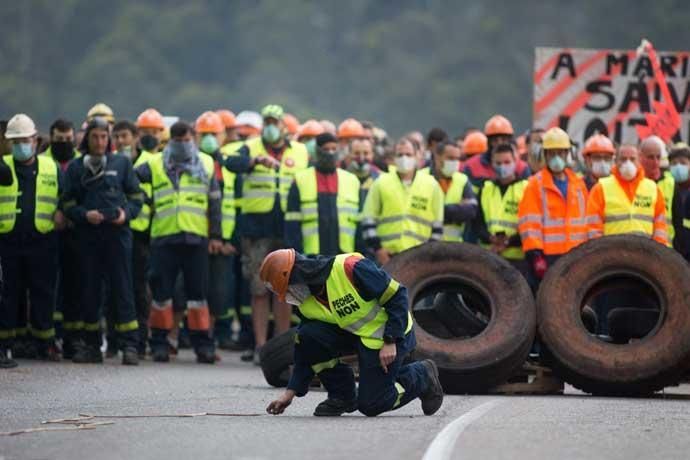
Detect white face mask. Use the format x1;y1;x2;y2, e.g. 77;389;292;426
285;284;311;306
619;160;638;181
441;159;460;178
395;155;417;173
591;159;612;178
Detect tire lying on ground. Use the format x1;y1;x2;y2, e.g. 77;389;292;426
259;327;297;387
385;241;536;394
537;235;690;396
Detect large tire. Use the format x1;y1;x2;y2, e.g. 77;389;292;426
537;235;690;396
259;328;297;387
385;241;536;394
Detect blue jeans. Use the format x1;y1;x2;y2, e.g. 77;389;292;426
293;321;430;416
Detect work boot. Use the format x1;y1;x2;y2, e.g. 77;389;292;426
11;340;29;359
152;347;170;363
313;397;358;416
240;348;254;362
178;333;192;350
196;348;216;364
122;347;139;366
61;339;82;360
218;337;246;351
72;345;103;364
16;340;38;359
0;348;18;369
36;342;62;362
420;359;444;416
105;343;119;359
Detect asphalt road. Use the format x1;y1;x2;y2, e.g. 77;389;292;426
2;350;689;460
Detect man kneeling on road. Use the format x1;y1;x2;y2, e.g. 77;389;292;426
262;249;443;417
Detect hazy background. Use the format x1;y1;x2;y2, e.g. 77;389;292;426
1;0;689;136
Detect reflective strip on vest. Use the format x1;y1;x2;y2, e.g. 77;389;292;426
442;172;469;242
221;166;237;239
149;155;214;239
297;253;412;349
293;167;360;254
601;176;657;237
375;172;439;254
0;156;58;234
480;180;527;260
241;138;309;213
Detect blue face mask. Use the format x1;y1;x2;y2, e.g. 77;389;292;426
12;142;34;162
548;155;566;173
670;163;690;183
495;162;516;179
262;124;282;144
199;134;219;154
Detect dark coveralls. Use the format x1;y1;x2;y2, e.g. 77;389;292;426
288;255;429;416
0;157;61;352
62;154;143;350
135;159;222;355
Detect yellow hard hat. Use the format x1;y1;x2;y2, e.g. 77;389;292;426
87;103;114;122
542;127;571;150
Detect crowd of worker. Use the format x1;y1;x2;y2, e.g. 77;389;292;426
1;101;689;370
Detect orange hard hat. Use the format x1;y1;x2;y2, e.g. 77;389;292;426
463;131;489;155
516;135;527;155
136;108;165;130
582;134;615;156
216;109;237;128
283;113;300;135
337;118;365;139
484;115;514;136
298;119;325;138
259;249;296;302
195;111;224;134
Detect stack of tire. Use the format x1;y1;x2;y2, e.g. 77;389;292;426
260;237;690;396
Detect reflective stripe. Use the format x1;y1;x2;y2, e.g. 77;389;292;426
408;214;434;227
302;227;319;237
339;206;359;215
63;321;84;331
518;214;542;225
379;231;427;243
0;196;16;203
569;232;588;241
520;229;543;240
586;215;602;224
487;219;518;229
177;206;207;216
543;234;566;243
246;175;276;184
115;320;139;333
284;212;302;221
683;218;690;229
0;329;15;339
29;327;56;340
179;185;208;194
653;230;668;240
83;322;100;332
35;212;53;221
154;208;177;219
346;304;384;333
378;279;400;305
311;358;339;374
53;311;64;322
187;300;206;309
569;217;587;226
154;188;176;200
360;217;376;226
36;196;58;205
378;214;406;225
341;227;356;237
242;191;276;199
588;230;603;238
544;217;565;227
393;382;406;408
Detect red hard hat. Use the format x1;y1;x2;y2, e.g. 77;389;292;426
195;111;224;134
582;134;615;156
484;115;514;136
337;118;365;139
259;249;296;302
216;110;237;129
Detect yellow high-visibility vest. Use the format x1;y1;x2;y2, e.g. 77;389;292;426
600;175;657;236
480;179;528;260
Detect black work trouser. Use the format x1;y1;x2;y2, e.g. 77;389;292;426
0;234;58;349
79;227;138;349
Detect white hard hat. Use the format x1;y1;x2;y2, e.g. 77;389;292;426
5;113;37;139
235;110;263;130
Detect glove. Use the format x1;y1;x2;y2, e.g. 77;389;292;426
532;254;548;280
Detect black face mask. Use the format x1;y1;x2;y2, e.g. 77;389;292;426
139;134;159;152
315;150;337;173
50;141;74;162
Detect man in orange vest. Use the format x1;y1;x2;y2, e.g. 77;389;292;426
518;127;588;287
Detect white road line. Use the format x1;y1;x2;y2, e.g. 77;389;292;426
422;399;503;460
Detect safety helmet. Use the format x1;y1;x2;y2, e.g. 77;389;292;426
195;111;224;134
297;119;325;138
236;110;263;136
484;115;514;137
261;104;285;121
337;118;365;139
259;249;296;302
216;110;237;129
5;113;37;139
582;134;615;156
542;127;571;150
87;103;114;122
136;108;165;130
463;131;488;155
283;113;300;135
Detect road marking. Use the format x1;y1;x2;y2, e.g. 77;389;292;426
422;399;503;460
